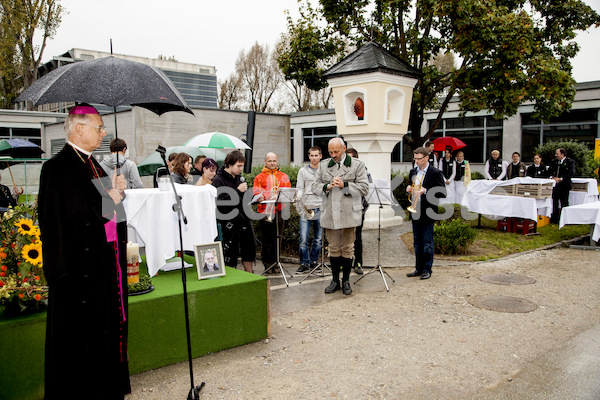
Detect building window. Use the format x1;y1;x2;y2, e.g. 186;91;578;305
428;117;503;163
521;109;599;162
302;126;337;162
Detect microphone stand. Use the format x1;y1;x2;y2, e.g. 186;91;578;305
156;146;204;399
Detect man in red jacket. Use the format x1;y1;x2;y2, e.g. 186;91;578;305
253;152;291;273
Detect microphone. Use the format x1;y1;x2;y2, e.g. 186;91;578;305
239;176;245;183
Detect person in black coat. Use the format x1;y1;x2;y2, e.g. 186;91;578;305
406;146;446;280
549;147;576;224
0;175;18;211
526;154;549;178
211;150;256;273
38;104;130;400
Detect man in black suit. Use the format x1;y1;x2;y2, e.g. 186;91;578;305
406;146;446;280
38;104;131;399
549;147;576;224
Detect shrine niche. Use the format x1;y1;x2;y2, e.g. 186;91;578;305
385;87;406;125
343;88;367;125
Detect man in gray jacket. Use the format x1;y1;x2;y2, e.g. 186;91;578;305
312;138;369;295
100;138;143;189
295;146;323;274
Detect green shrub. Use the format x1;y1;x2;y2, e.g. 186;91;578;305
391;171;411;210
434;218;477;255
534;139;594;177
471;171;485;180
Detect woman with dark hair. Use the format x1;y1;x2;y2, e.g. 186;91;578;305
526;154;549;178
171;152;193;184
195;158;218;186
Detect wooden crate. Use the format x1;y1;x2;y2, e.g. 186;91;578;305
515;183;553;199
571;182;588;192
490;184;516;196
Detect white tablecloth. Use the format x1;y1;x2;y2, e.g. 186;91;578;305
462;178;554;221
569;178;599;206
559;201;600;242
124;184;218;276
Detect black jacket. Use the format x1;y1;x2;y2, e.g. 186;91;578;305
408;165;446;224
549;157;576;191
212;166;250;225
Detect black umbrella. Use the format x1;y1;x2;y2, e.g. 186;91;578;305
17;56;194;115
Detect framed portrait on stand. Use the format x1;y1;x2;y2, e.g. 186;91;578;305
194;242;226;280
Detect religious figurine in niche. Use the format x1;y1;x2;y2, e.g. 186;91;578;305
352;97;364;120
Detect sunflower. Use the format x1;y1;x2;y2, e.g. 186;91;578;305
15;218;36;236
22;242;43;266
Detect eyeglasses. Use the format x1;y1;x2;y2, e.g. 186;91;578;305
81;123;107;133
413;156;426;161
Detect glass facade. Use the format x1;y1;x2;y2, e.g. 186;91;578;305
162;70;218;108
521;109;599;162
302;126;337;161
427;116;503;163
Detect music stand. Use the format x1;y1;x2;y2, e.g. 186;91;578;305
299;225;331;283
260;187;297;287
354;179;396;292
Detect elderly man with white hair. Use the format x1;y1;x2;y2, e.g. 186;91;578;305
484;149;508;180
312;137;369;295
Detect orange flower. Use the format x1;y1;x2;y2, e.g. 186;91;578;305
0;271;5;277
18;293;24;299
0;281;3;287
0;265;6;271
34;294;41;301
0;252;6;259
23;277;28;283
35;276;40;281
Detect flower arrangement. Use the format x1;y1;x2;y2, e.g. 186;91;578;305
0;203;47;317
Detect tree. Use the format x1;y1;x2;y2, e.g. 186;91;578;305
278;0;600;147
0;0;64;109
218;74;241;110
235;42;281;112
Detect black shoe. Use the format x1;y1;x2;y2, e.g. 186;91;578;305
406;270;421;277
354;262;364;275
324;280;341;294
342;281;352;295
295;265;309;274
420;271;431;280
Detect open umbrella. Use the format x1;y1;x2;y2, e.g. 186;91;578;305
16;56;193;116
137;146;226;176
432;136;467;152
185;132;251;150
0;139;44;158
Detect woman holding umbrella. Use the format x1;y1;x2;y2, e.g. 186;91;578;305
171;153;194;184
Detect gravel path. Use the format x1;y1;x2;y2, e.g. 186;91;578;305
126;247;600;399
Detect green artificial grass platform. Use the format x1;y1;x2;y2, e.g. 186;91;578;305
0;256;269;400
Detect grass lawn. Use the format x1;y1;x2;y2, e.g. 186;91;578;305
401;207;591;262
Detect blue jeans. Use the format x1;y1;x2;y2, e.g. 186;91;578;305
299;209;322;266
412;220;434;273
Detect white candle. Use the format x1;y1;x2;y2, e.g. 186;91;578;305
126;242;139;259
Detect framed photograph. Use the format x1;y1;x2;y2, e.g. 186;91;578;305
194;242;226;280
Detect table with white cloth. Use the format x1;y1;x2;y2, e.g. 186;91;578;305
559;201;600;249
123;184;218;276
569;178;599;206
461;178;555;221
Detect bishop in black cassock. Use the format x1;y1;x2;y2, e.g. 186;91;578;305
38;105;130;400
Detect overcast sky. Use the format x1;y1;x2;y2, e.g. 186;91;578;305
38;0;600;83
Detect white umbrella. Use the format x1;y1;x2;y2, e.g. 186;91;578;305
184;131;251;150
